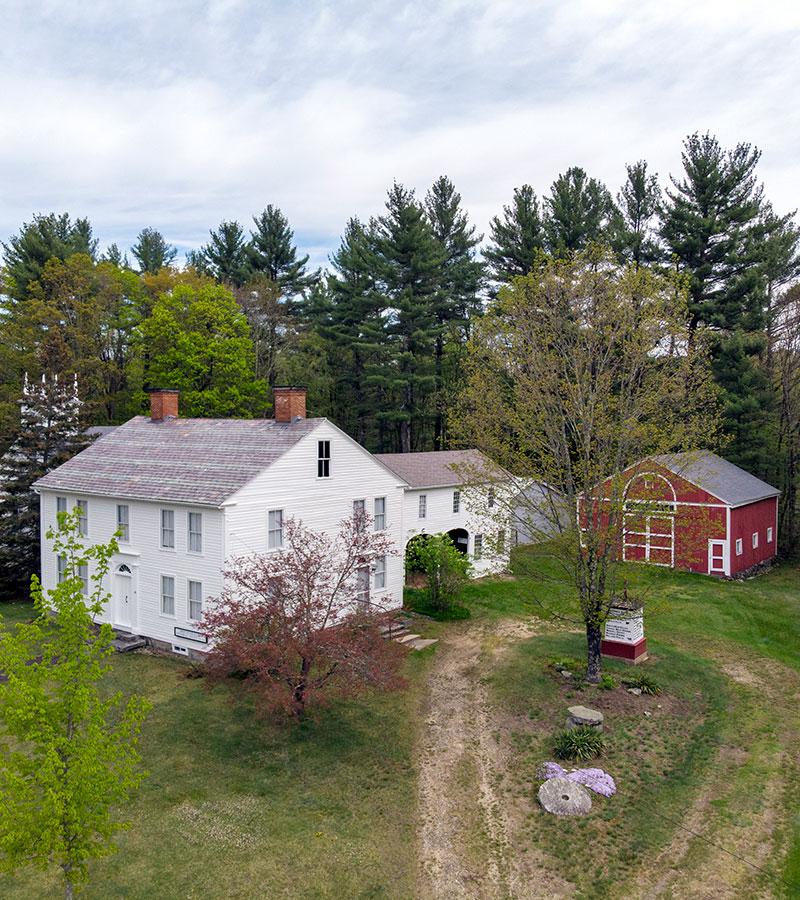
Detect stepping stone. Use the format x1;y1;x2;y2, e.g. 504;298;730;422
538;777;592;816
566;705;604;731
407;638;438;651
395;633;422;644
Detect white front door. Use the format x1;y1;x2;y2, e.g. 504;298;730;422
708;540;727;575
113;568;134;629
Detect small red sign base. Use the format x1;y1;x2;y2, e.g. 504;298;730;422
601;637;648;665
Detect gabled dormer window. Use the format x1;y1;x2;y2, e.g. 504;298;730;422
318;440;331;478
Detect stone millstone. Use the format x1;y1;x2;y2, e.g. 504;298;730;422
567;705;604;731
538;777;592;816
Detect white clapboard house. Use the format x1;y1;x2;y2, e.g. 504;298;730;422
34;388;508;656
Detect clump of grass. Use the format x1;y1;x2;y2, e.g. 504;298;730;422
549;656;583;673
623;671;661;695
553;725;605;761
599;673;617;691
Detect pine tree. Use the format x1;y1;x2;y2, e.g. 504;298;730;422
484;184;544;283
424;175;485;449
198;220;250;287
247;205;318;301
0;374;88;598
544;167;618;255
130;227;177;274
615;161;663;268
100;243;130;268
374;183;443;452
1;213;98;302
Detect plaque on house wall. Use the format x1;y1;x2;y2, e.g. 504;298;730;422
174;626;208;644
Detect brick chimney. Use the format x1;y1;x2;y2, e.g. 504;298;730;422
273;386;307;423
148;389;179;422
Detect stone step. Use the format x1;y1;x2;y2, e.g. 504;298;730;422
395;633;422;644
379;622;408;636
112;636;147;653
407;638;438;651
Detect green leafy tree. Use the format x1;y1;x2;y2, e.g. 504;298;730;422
545;167;618;255
197;220;250;287
247;205;318;301
139;279;267;416
406;533;471;615
0;375;88;598
484;184;545;283
1;213;98;302
0;510;150;898
425;175;485;449
615;161;663;268
130;227;177;274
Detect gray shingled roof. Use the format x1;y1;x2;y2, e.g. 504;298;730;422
374;449;496;489
653;451;779;507
35;416;324;506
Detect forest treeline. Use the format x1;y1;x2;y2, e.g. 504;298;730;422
0;131;798;551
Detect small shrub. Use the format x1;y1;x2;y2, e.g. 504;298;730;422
406;533;471;615
549;656;583;673
553;725;605;761
623;671;661;695
599;673;617;691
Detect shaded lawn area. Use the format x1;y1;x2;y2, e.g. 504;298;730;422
0;636;433;899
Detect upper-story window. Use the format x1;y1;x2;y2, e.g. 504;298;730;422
116;504;130;542
735;538;743;556
75;499;88;536
374;497;386;531
188;512;203;553
268;509;284;550
56;496;67;520
353;499;366;529
452;490;460;513
474;533;483;559
318;440;331;478
418;494;427;519
160;509;175;549
488;488;496;509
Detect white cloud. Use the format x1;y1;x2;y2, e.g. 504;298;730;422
1;0;798;262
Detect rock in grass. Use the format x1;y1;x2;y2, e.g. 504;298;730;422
538;777;592;816
567;705;604;731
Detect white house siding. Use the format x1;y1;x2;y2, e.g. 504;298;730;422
401;486;510;576
223;420;407;612
38;489;225;653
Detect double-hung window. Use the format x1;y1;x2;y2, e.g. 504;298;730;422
56;555;67;583
374;497;386;531
268;509;284;550
418;494;427;519
488;488;495;509
56;496;67;523
353;499;366;529
497;529;505;553
161;575;175;616
317;440;331;478
474;533;483;560
452;490;460;513
752;531;759;549
77;563;88;596
117;504;130;542
188;580;203;621
160;509;175;549
75;499;88;536
373;555;387;590
188;512;202;553
356;566;370;607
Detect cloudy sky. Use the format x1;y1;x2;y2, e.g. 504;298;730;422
2;0;799;268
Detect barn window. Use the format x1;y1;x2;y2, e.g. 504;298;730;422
767;526;773;543
317;440;331;478
735;538;743;556
752;531;759;549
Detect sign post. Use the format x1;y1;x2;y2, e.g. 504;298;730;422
601;604;647;664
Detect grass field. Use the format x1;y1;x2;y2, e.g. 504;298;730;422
0;548;798;897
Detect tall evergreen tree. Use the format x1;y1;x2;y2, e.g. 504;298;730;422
130;227;177;274
544;166;618;255
374;183;443;452
100;243;129;268
1;213;98;302
198;220;249;287
247;205;317;301
484;184;544;283
0;374;88;597
615;161;663;268
424;175;485;449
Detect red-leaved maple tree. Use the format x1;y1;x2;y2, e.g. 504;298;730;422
202;514;406;720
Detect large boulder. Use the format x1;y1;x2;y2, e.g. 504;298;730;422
566;705;604;731
538;777;592;816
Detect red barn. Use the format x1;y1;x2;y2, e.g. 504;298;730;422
613;451;779;577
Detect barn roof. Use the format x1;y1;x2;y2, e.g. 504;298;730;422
374;449;498;489
653;451;780;507
34;415;324;506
